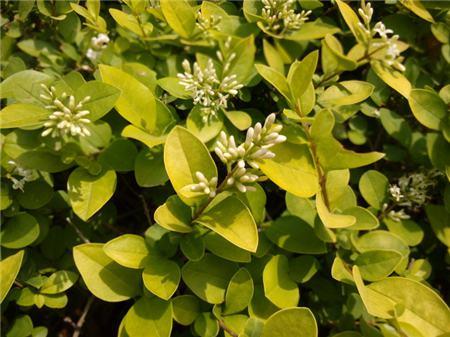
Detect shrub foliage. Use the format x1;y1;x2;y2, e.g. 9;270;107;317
1;0;449;336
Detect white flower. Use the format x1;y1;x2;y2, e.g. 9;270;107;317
214;113;286;168
389;184;403;202
40;84;92;138
196;11;222;35
188;171;218;198
6;161;34;191
177;58;243;122
261;0;311;35
356;2;406;72
86;33;109;61
388;209;410;222
214;113;286;192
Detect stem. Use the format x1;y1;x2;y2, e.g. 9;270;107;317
139;194;153;227
192;168;237;220
294;103;331;208
67;218;90;244
218;320;238;337
72;296;94;337
316;44;388;87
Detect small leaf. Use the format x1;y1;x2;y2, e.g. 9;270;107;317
124;297;173;337
358;170;389;210
40;271;79;294
409;89;447;130
371;61;411;98
0;250;24;303
259;142;318;198
255;64;292;104
265;216;327;254
143;258;180;300
160;0;196;38
103;234;152;269
0;104;50;129
68;168;117;221
288;50;319;104
1;213;40;249
316;191;356;228
263;255;299;308
196;194;258;252
355;250;403;281
75;81;120;121
172;295;200;326
73;243;141;302
223;268;254;315
262;307;318;337
181;254;238;304
164;126;217;205
154;195;193;233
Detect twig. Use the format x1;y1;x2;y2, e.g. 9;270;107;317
218;320;239;337
72;296;94;337
67;217;90;244
139;194;153;227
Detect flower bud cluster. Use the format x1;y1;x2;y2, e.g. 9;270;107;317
196;11;222;36
86;33;110;62
189;171;218;198
357;1;405;72
261;0;311;36
386;169;441;221
214;113;286;192
6;160;34;191
40;84;92;138
177;57;243;122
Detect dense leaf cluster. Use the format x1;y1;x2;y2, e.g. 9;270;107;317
1;1;449;337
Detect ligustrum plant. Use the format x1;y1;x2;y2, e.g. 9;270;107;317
0;0;449;336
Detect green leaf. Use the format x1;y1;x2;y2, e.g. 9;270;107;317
259;142;318;198
225;36;256;84
172;295;200;326
98;139;138;173
352;266;395;319
355;250;403;281
68;168;117;221
73;243;141;302
181;254;238;304
143;258;181;300
135;148;168;188
99;65;156;131
368;277;450;337
0;70;53;100
103;234;152;269
154;195;193;233
121;125;166;149
288;50;319;105
223;268;254;315
160;0;196;38
409;89;447;130
40;271;79;294
186;106;223;143
196;194;258;252
223;110;252;131
384;218;424;246
193;313;219;337
5;315;34;337
399;0;434;23
371;61;411;98
379;108;412;147
75;81;120;121
263;255;299;308
265;216;327;254
344;206;379;230
289;255;320;283
285;20;341;41
0;250;24;303
263;39;285;74
318;81;374;107
204;232;251;263
1;213;40;249
124;297;173;337
359;170;389;210
180;233;205;261
164;126;217;205
316;191;356;228
255;64;292;104
425;205;450;248
109;9;147;36
17;180;53;210
262;307;318;337
0;104;50;129
335;0;365;43
311;110;385;170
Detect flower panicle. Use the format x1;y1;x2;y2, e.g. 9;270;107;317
40;84;92;138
